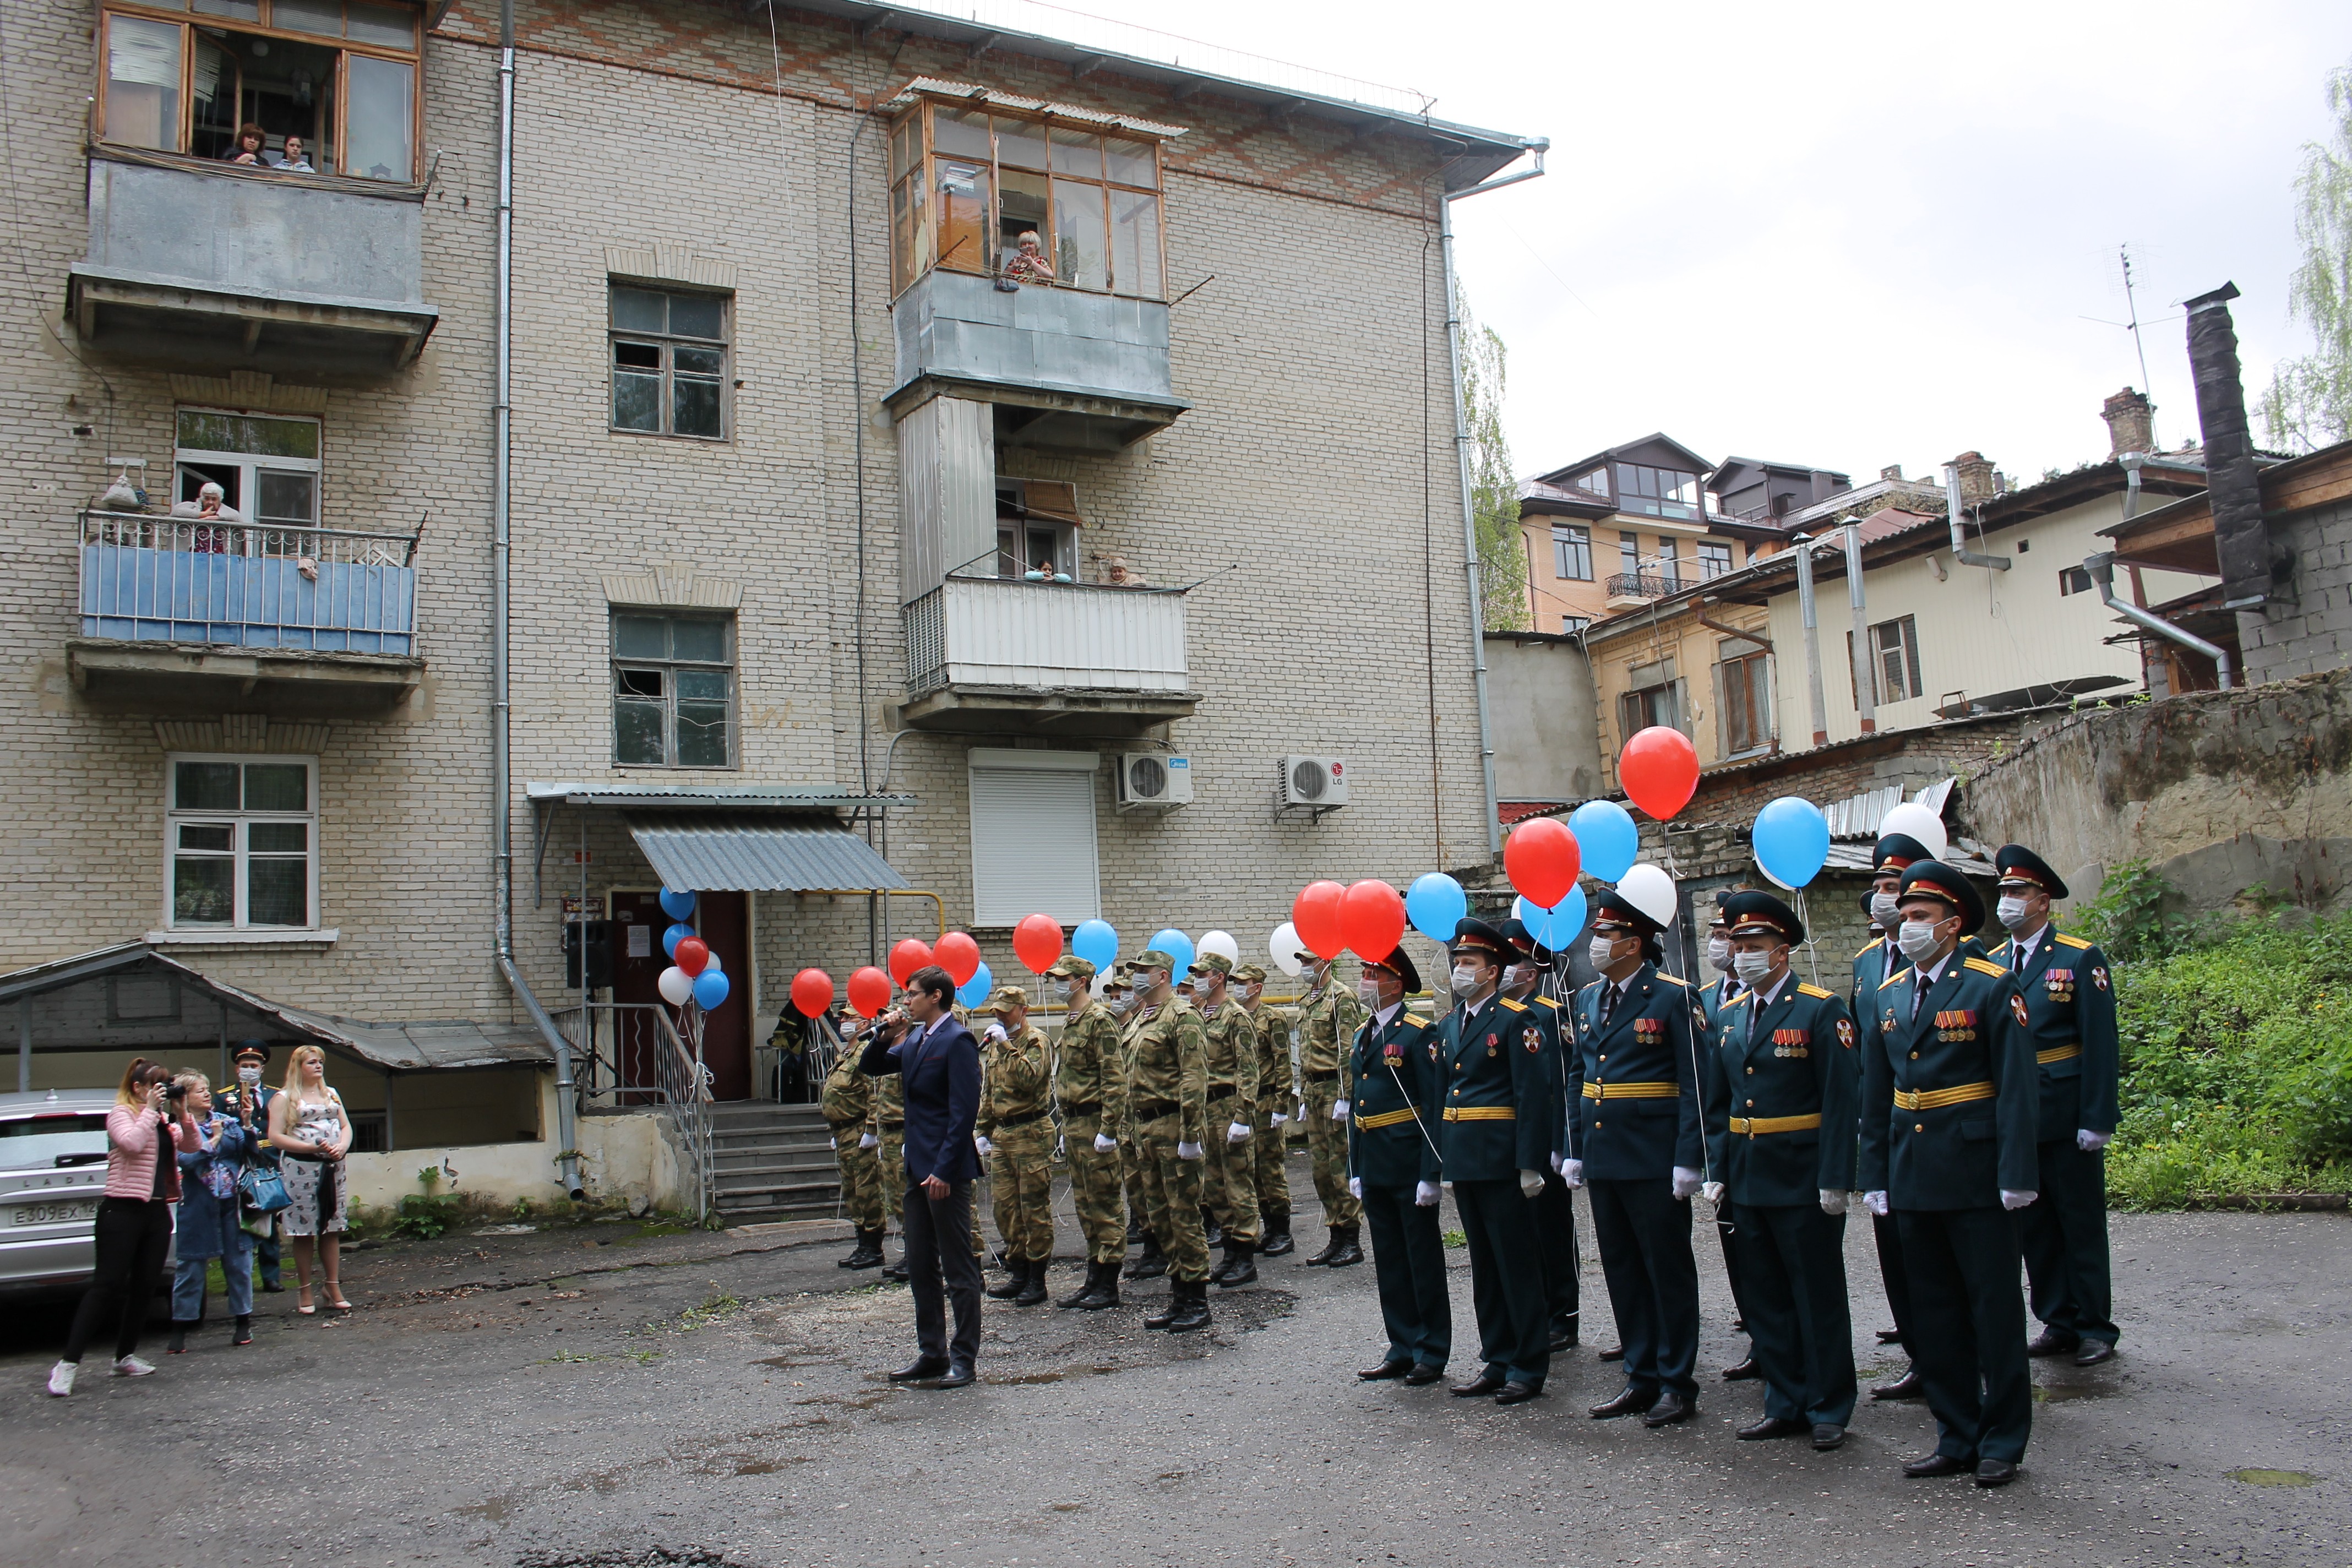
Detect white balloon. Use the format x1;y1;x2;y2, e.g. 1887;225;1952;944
700;951;722;974
1269;922;1305;977
1616;863;1680;929
1879;802;1949;862
1199;929;1240;966
657;965;695;1006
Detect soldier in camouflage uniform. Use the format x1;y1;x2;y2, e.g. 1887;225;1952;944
1297;952;1366;1266
821;1027;885;1270
1049;954;1128;1309
1237;964;1298;1256
1105;970;1162;1279
1193;954;1263;1287
976;987;1054;1307
1120;949;1215;1332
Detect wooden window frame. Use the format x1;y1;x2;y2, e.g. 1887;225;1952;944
1551;524;1592;581
611;611;739;770
164;753;320;931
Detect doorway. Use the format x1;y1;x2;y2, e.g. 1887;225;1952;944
608;888;752;1102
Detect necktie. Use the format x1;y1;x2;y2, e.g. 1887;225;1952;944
1600;984;1617;1028
1912;971;1930;1022
2015;939;2029;974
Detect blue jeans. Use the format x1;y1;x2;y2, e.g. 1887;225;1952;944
171;1229;254;1322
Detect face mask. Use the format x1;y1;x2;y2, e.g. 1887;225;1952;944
1870;891;1901;928
237;1065;262;1087
1706;934;1731;972
1996;896;2032;932
1355;979;1381;1005
1587;936;1620;971
1058;979;1079;1001
1449;964;1479;995
1897;919;1943;963
1732;949;1775;984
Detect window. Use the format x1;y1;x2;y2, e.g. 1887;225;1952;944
97;2;422;181
888;97;1167;300
1618;532;1641;576
612;613;735;767
1656;538;1679;577
167;756;316;929
1848;615;1924;706
994;479;1079;579
1718;649;1772;756
1551;525;1592;581
1618;658;1684;742
1573;469;1610;499
968;750;1099;925
1614;463;1701;520
173;409;320;548
609;285;728;440
1698;541;1733;580
1560;616;1590;635
2059;565;2093;596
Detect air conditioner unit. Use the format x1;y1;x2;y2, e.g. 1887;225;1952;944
1280;755;1350;809
1116;752;1192;810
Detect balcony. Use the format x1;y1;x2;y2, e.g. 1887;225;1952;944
67;152;438;382
68;511;423;713
900;575;1196;737
1605;569;1694;608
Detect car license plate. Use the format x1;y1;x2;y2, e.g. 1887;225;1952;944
10;1200;97;1227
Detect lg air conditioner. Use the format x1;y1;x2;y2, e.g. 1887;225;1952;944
1116;752;1192;810
1280;755;1349;809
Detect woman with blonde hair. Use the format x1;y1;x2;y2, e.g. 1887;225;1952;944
166;1070;258;1352
268;1045;352;1313
47;1058;191;1396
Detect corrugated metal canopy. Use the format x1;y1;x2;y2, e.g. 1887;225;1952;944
625;813;910;893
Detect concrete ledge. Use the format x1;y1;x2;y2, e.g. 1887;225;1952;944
726;1217;854;1243
901;683;1199;738
67;638;423;713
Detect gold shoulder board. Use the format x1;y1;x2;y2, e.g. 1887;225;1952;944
1878;969;1911;990
1796;983;1834;1000
1532;995;1562;1010
2055;933;2093;950
1854;937;1883;958
1963;957;2007;978
1656;973;1691;988
1497;997;1529;1013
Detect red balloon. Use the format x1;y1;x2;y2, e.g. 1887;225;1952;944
1011;914;1064;975
888;939;934;987
673;936;711;978
935;930;982;986
846;966;892;1019
1504;816;1583;910
1292;880;1348;961
1620;725;1701;821
1340;879;1406;961
790;967;835;1018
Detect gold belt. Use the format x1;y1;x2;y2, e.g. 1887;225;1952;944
1893;1081;1996;1111
1442;1106;1515;1121
1581;1080;1678;1099
2035;1044;2081;1065
1355;1107;1417;1130
1728;1112;1822;1135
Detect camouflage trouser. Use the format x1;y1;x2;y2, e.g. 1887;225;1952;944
1253;1093;1291;1222
1202;1092;1261;1245
1302;1079;1361;1227
1064;1112;1126;1265
881;1128;983;1256
832;1128;884;1231
1138;1113;1210;1284
1121;1126;1150;1232
988;1121;1055;1264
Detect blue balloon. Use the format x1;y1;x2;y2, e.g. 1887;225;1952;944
1148;928;1195;979
661;922;693;960
1513;886;1588;952
658;888;696;922
1071;919;1119;973
691;968;731;1011
1406;873;1468;943
1752;796;1831;889
956;961;994;1010
1569;799;1641;883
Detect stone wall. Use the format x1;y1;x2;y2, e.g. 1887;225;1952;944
2238;494;2352;686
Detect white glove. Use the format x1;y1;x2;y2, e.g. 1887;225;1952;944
1348;1177;1363;1199
2077;1129;2111;1152
1820;1189;1849;1216
1548;1151;1562;1173
1093;1133;1117;1153
858;1132;878;1150
1177;1141;1204;1161
1414;1180;1440;1207
1226;1121;1252;1144
1517;1168;1544;1199
1562;1158;1585;1188
1295;1102;1308;1123
974;1135;994;1157
1700;1181;1725;1206
1331;1099;1351;1122
1670;1166;1703;1201
1271;1112;1289;1126
2000;1189;2039;1211
1863;1190;1890;1217
981;1023;1007;1043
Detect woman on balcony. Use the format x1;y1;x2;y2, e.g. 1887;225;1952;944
224;124;269;165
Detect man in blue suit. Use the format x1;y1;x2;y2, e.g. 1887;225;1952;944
859;964;983;1389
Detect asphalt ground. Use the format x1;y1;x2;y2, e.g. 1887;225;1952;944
3;1157;2345;1568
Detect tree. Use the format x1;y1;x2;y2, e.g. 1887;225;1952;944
2260;60;2352;453
1456;284;1528;631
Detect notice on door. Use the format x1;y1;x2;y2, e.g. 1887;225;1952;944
627;923;652;958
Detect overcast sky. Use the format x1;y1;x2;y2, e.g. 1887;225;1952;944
945;0;2352;483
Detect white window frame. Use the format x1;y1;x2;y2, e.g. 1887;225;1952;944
162;753;321;933
967;748;1099;926
172;407;324;543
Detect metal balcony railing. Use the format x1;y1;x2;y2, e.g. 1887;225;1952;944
1605;569;1692;600
78;509;418;654
902;574;1189;694
554;1000;711;1220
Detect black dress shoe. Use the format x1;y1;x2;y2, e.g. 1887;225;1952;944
889;1355;950;1382
1589;1385;1658;1419
1871;1368;1926;1401
930;1361;974;1390
1358;1358;1412;1381
1450;1373;1505;1398
1812;1424;1845;1450
1721;1355;1761;1381
2073;1340;2116;1366
1736;1415;1809;1441
1641;1391;1696;1428
1974;1458;2019;1488
1875;1327;1902;1344
1903;1452;1974;1479
1403;1364;1444;1386
1599;1344;1625;1362
2026;1327;2080;1358
1547;1328;1578;1354
1494;1381;1540;1406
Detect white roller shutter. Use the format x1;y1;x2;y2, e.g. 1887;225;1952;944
968;752;1100;925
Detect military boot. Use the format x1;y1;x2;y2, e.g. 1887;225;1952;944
1213;1241;1257;1288
1303;1225;1343;1265
1013;1258;1050;1307
1325;1223;1364;1267
879;1239;908;1282
1201;1206;1225;1249
1142;1282;1183;1331
1259;1208;1295;1257
1124;1235;1167;1281
1166;1278;1213;1334
986;1259;1029;1300
1058;1260;1110;1309
840;1227;884;1270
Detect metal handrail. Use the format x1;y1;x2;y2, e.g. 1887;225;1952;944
552;1000;711;1221
80;509;421;565
78;508;422;652
1605;569;1691;598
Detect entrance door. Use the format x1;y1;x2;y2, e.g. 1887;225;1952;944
607;889;752;1103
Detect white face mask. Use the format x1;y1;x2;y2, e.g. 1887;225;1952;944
1732;949;1776;985
1996;895;2033;932
236;1065;262;1087
1897;919;1944;963
1588;935;1621;972
1706;934;1731;972
1449;964;1479;995
1355;979;1381;1005
1058;979;1080;1001
1870;890;1901;928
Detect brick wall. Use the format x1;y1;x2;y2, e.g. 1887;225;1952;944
2238;496;2352;685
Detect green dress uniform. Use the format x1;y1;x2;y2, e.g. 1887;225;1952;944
1052;968;1129;1271
1858;862;2040;1472
1242;978;1296;1253
1297;966;1366;1246
1121;963;1213;1294
976;1004;1054;1271
1527;989;1582;1347
821;1037;885;1252
1850;927;1919;1359
1196;967;1262;1259
1697;969;1757;1340
1348;996;1447;1373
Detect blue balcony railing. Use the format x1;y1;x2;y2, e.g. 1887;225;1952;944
78;510;417;655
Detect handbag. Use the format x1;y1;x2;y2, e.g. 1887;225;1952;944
238;1162;292;1215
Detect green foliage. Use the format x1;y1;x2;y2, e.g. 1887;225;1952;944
2260;59;2352;451
2076;858;2192;962
1455;283;1528;632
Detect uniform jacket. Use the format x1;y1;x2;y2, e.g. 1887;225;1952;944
1701;975;1861;1205
1517;989;1576;1159
1571;964;1703;1181
1430;992;1554;1180
216;1084;280;1170
1984;928;2121;1141
975;1022;1051;1136
859;1016;982;1184
1244;1003;1294;1107
1856;951;2039;1209
1297;981;1364;1090
1849;937;1900;1014
1199;998;1261;1105
1121;998;1210;1146
1347;1005;1442;1187
1053;998;1127;1126
820;1043;874;1130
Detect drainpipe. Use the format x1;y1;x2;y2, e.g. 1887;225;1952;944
2086;551;2231;690
1943;462;2011;570
2119;453;2172;698
1792;532;1828;747
1842;519;1875;733
487;0;582;1198
1440;139;1547;858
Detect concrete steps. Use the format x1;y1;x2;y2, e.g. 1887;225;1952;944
706;1102;845;1220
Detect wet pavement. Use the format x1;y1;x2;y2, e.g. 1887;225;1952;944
4;1165;2346;1567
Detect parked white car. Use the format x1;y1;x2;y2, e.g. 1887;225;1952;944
1;1089;176;1297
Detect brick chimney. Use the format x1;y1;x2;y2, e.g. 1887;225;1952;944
2102;387;2155;458
1879;464;1904;482
1950;451;1997;504
2185;284;2277;609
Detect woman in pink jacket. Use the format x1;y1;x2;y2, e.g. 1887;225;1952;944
47;1059;192;1396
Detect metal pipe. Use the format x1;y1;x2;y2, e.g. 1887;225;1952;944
2086;551;2233;691
2118;453;2171;697
1843;519;1875;733
1792;532;1827;747
1943;461;2011;570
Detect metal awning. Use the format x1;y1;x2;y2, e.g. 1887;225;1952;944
624;813;910;893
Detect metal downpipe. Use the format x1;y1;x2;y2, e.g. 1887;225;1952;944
2086;552;2233;692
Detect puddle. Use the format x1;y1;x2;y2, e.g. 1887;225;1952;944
2229;1469;2317;1487
732;1458;810;1476
475;1223;537;1235
453;1496;513;1523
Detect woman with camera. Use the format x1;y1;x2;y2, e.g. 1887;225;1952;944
46;1059;192;1396
268;1046;352;1314
166;1070;258;1353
